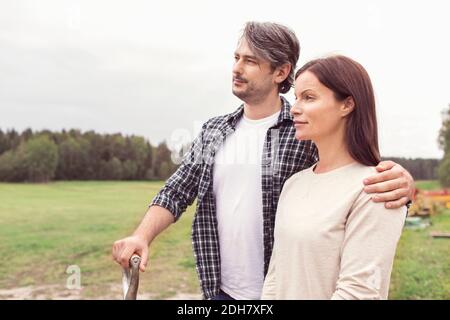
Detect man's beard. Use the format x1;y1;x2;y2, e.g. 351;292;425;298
232;81;272;105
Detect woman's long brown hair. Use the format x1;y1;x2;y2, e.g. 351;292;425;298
295;55;380;166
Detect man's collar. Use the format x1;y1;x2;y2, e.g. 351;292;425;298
226;96;293;128
278;96;294;123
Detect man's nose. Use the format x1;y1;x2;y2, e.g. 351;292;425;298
233;59;243;74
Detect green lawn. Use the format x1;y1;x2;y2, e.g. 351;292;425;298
415;180;441;190
390;208;450;299
389;179;450;299
0;181;200;299
0;180;448;299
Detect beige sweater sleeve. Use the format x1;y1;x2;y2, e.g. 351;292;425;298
331;192;406;300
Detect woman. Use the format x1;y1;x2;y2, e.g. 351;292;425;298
261;55;405;300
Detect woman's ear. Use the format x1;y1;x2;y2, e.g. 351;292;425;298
341;96;355;117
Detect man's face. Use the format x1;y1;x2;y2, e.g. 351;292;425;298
232;38;277;104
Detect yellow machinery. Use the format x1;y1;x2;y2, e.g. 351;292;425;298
408;189;450;217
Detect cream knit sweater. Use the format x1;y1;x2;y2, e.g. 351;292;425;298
261;162;405;300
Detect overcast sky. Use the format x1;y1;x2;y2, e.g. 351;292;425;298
0;0;448;158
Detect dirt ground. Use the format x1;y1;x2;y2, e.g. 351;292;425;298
0;284;201;300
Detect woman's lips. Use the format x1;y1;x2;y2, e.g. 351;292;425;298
294;121;308;127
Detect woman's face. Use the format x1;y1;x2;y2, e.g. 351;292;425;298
291;70;347;142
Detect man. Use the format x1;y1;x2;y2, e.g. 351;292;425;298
112;22;414;300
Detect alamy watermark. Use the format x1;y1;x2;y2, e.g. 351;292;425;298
167;122;281;177
66;265;81;290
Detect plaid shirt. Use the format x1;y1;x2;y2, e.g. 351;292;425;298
150;96;318;299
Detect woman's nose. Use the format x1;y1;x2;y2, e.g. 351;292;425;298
290;101;302;116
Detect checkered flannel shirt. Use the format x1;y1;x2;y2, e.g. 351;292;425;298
150;96;318;299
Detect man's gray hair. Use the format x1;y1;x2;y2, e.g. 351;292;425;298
242;21;300;94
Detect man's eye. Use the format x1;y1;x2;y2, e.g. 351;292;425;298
247;60;256;64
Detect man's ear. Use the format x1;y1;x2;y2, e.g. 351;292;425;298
274;63;292;84
341;96;355;117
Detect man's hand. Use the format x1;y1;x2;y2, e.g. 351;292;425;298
112;235;149;272
363;160;415;209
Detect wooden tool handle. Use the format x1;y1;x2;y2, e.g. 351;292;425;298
124;254;141;300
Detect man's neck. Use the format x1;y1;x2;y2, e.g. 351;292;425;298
243;93;282;120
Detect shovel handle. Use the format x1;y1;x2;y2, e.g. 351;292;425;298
124;254;141;300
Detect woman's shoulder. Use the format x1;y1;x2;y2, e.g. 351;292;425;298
346;162;377;175
331;163;378;188
285;163;316;182
350;164;408;216
280;164;316;195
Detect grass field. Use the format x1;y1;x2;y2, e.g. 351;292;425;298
415;180;441;190
0;181;200;299
389;179;449;299
0;180;449;299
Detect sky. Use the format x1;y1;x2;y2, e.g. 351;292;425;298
0;0;448;159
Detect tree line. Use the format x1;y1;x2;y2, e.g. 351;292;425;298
0;128;178;182
438;104;450;186
382;157;439;181
0;128;441;183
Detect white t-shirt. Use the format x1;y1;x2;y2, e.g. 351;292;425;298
213;110;280;300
